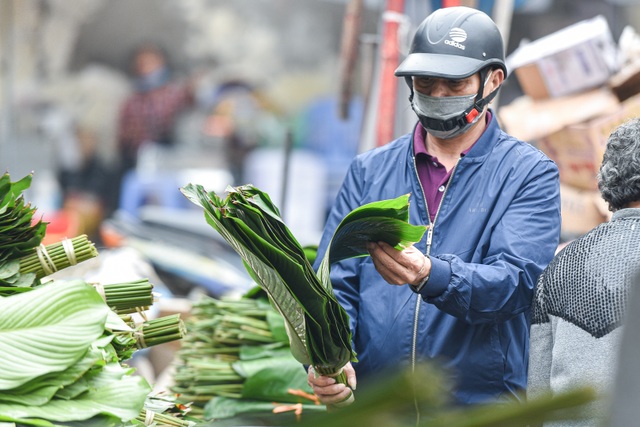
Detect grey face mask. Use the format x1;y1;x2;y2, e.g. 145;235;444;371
412;91;482;139
411;71;493;139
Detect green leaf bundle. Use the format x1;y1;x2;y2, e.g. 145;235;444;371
181;183;427;402
97;278;155;314
0;235;99;296
0;280;152;424
0;280;110;390
110;312;187;361
171;295;324;425
19;234;99;280
0;173;46;264
172;295;300;416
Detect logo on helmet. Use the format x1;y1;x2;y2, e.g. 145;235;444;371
444;27;467;50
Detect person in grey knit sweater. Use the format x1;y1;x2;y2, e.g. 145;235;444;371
528;117;640;426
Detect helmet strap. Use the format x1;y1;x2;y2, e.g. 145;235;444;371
406;76;414;103
464;67;491;123
460;68;498;126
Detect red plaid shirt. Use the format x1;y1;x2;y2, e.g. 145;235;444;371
117;81;193;165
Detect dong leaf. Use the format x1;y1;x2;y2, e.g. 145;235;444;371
317;193;428;285
0;173;46;263
181;183;427;385
0;346;103;406
0;374;150;422
0;280;110;390
235;356;315;402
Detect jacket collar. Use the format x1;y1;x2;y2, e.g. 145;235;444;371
612;208;640;220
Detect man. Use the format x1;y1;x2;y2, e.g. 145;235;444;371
528;118;640;426
308;6;561;406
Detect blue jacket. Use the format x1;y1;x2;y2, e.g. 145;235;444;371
313;114;561;404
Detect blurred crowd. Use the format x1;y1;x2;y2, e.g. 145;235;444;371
30;40;363;246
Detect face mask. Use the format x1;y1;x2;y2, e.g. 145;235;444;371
412;92;481;139
412;71;493;139
135;66;170;93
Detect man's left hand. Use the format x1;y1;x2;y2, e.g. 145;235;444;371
366;242;430;287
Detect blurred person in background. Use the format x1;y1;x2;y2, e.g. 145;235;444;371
528;118;640;427
115;43;195;210
201;80;277;184
308;6;561;408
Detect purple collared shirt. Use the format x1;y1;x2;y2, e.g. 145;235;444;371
413;112;491;222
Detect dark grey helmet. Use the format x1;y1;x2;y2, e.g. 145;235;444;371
395;6;507;80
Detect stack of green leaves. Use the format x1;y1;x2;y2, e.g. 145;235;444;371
19;234;99;279
0;173;47;292
0;173;46;264
88;277;187;360
0;171;191;426
0;279;152;425
109;312;187;362
172;294;323;423
181;183;427;404
0;278;190;426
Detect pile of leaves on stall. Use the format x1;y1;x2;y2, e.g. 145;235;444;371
172;288;325;426
0;172;192;427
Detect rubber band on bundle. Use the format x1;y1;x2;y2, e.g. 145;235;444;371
144;409;155;424
134;330;147;349
36;244;57;276
136;306;149;321
93;283;106;302
62;238;77;265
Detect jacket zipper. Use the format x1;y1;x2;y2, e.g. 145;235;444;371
410;154;459;426
410;156;460;372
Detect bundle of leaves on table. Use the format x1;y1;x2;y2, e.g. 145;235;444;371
181;183;427;408
0;280;151;425
0;233;99;295
0;172;191;426
0;172;48;291
172;291;324;425
0;173;46;262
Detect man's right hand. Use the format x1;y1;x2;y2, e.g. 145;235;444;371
307;362;357;406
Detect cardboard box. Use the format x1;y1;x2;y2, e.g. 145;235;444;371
537;92;640;190
498;88;620;142
560;183;610;242
507;15;619;100
608;60;640;102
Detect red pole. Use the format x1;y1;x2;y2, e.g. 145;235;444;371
375;0;404;147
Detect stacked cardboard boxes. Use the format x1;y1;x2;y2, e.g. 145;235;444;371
507;16;619;100
499;15;640;241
